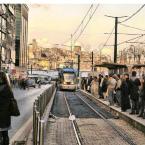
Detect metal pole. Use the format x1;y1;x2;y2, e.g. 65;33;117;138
71;34;73;67
105;15;127;63
31;64;32;74
78;54;80;77
0;13;2;71
39;120;45;145
114;17;118;63
91;51;94;71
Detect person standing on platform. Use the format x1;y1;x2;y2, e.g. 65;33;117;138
138;76;145;118
91;77;99;97
120;74;131;112
129;71;141;115
87;76;93;92
102;75;109;100
108;74;117;106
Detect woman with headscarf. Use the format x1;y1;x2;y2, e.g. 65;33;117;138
120;74;131;112
0;71;17;145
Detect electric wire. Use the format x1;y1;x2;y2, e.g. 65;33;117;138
119;23;145;32
72;4;94;37
106;34;145;47
61;4;94;45
74;4;100;43
119;4;145;23
99;26;115;51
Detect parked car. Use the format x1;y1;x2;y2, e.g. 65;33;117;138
26;78;36;88
40;76;51;85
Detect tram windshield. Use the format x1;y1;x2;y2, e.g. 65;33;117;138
63;73;75;82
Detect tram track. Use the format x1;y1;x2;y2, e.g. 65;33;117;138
48;91;144;145
63;92;84;145
75;92;136;145
63;91;137;145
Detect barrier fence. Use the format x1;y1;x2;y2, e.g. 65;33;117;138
33;83;55;145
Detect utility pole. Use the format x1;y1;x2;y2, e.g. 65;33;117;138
105;15;127;63
77;54;80;77
114;17;118;63
71;34;73;67
91;51;94;71
0;14;2;71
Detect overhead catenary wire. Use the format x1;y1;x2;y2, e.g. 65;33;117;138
99;26;115;51
72;4;94;37
61;4;94;45
74;4;100;43
119;23;145;32
119;4;145;23
105;34;145;47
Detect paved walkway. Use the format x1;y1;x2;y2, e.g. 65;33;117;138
44;118;77;145
80;89;145;133
77;118;129;145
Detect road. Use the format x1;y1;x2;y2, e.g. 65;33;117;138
9;84;51;138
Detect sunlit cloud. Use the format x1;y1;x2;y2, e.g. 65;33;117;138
29;4;50;9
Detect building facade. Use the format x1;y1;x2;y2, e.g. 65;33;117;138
15;4;28;69
0;4;16;71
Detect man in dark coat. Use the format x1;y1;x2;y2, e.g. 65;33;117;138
0;71;14;145
120;74;131;112
138;76;145;118
129;71;141;114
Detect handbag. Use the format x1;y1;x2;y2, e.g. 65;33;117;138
9;98;20;116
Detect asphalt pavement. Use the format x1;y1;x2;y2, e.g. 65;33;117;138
9;84;51;138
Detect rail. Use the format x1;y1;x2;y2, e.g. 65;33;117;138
33;82;56;145
63;92;83;145
75;92;136;145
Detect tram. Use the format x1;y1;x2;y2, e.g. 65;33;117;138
59;67;78;91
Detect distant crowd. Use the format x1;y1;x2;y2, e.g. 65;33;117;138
81;71;145;119
10;77;41;89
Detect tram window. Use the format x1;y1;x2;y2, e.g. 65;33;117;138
63;73;75;81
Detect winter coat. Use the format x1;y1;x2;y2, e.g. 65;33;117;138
120;80;131;111
129;77;141;101
0;84;14;128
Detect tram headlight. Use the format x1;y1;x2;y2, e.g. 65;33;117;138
63;82;67;85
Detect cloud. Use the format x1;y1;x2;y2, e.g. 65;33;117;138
29;4;49;10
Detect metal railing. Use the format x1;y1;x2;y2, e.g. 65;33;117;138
33;83;56;145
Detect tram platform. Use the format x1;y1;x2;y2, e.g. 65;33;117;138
80;89;145;134
24;89;145;145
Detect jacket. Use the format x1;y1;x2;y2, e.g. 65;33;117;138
0;84;14;128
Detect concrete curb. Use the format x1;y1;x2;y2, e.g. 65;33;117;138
26;88;57;145
10;116;33;145
79;89;145;134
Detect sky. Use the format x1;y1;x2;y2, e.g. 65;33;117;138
28;4;145;56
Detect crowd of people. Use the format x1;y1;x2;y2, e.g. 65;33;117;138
10;77;41;89
81;71;145;119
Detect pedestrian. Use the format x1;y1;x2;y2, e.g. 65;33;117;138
87;76;93;92
120;74;131;112
91;76;99;97
101;75;109;100
0;71;18;145
108;74;117;106
98;74;103;98
81;77;85;90
129;71;141;115
138;76;145;118
114;74;122;107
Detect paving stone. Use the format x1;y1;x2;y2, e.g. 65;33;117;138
44;118;77;145
76;118;129;145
